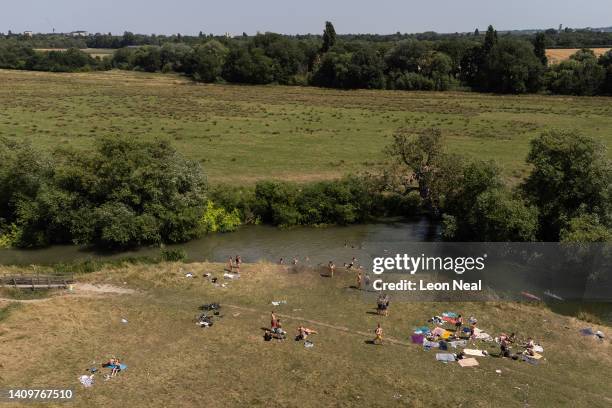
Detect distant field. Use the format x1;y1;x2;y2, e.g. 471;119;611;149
1;69;612;185
546;48;611;65
34;48;115;58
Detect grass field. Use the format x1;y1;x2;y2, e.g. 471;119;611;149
0;262;610;407
546;48;611;65
1;69;612;185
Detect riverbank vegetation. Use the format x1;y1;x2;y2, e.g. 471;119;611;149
2;24;612;95
1;125;610;248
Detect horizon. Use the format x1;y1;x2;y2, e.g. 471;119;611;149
2;0;612;36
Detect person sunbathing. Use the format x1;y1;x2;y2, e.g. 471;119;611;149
111;359;121;377
523;338;536;356
296;325;317;340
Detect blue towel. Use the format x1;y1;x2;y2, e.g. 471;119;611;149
107;363;127;371
442;312;458;318
414;326;430;334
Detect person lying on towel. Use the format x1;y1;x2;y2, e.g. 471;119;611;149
296;325;318;340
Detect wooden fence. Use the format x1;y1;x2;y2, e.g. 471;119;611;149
0;274;75;289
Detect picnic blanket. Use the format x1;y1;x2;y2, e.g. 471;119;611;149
521;354;540;365
473;327;492;340
524;352;543;360
457;358;479;367
432;327;446;336
423;340;440;349
436;353;456;362
440;330;453;339
442;316;459;324
411;334;425;344
463;349;487;357
104;363;127;371
449;340;467;348
580;328;594;336
414;326;430;334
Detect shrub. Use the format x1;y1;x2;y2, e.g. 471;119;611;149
0;224;21;248
160;248;187;262
199;200;242;233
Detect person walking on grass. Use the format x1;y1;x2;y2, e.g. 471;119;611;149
373;323;383;345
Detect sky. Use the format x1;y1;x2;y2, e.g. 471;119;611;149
2;0;611;35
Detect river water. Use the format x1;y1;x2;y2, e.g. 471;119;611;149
0;218;439;266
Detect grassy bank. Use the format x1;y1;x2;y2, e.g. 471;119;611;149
0;262;610;407
1;69;612;185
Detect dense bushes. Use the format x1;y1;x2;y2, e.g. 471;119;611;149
386;127;611;242
0;137;208;248
209;177;420;228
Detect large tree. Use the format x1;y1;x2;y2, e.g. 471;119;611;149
523;131;612;241
321;21;337;53
533;32;548;66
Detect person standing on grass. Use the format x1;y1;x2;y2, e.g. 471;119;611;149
328;261;336;278
373;323;383;345
227;256;234;272
357;271;363;289
455;314;463;336
235;255;241;272
271;311;278;329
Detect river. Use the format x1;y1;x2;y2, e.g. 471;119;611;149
0;218;439;266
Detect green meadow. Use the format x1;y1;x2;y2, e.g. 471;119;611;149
1;69;612;185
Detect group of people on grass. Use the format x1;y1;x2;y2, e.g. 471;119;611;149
235;256;540;359
227;255;242;273
266;311;317;342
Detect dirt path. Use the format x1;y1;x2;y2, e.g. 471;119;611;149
224;303;410;346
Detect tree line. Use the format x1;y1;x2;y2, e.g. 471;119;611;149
1;23;612;95
0;42;105;72
3;26;612;49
